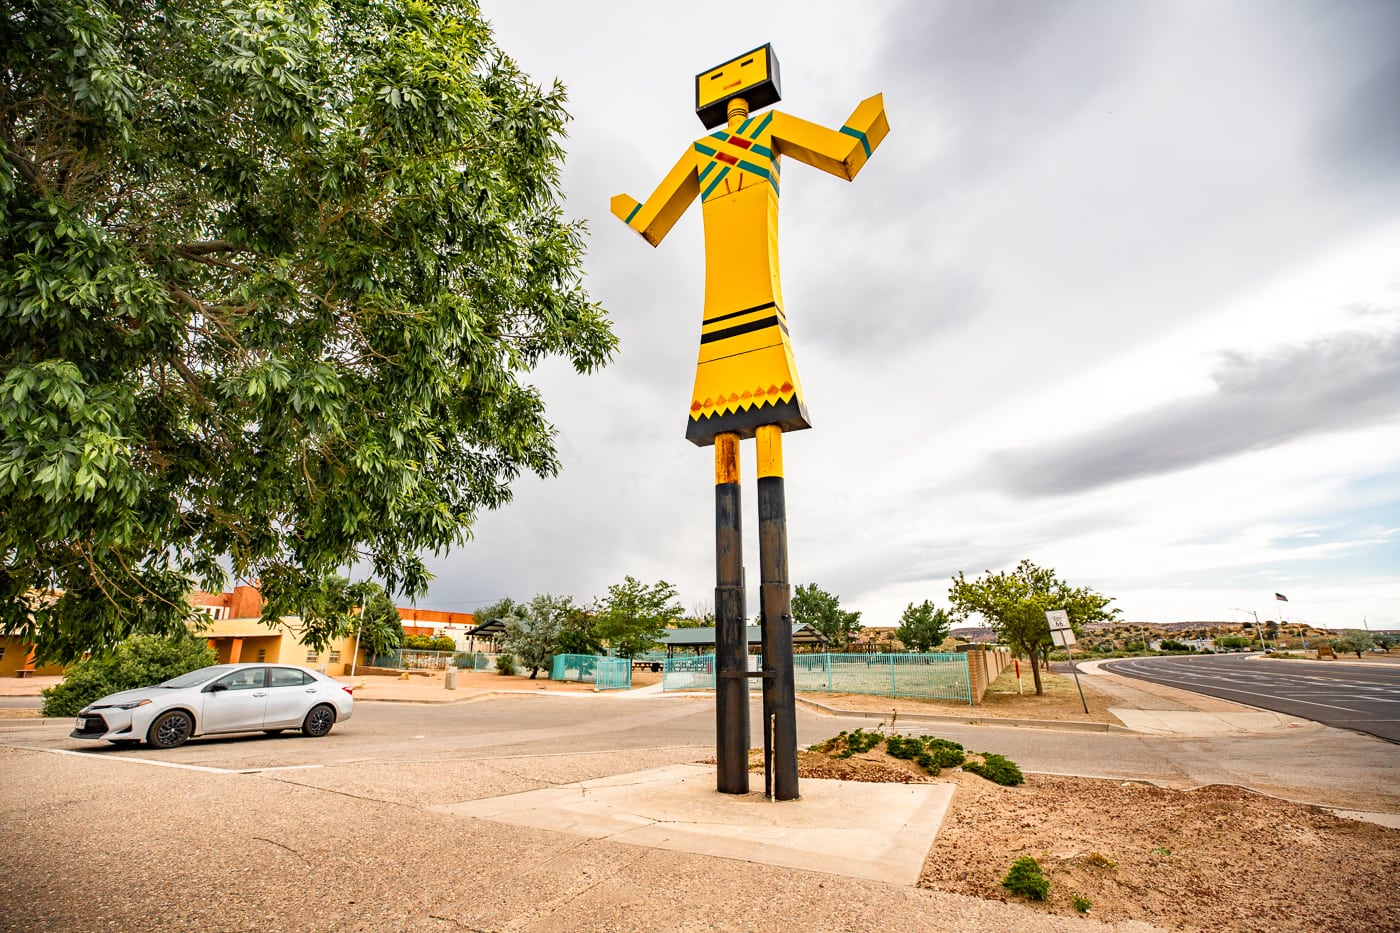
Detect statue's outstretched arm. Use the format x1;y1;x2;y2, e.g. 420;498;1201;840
611;151;701;247
769;94;889;181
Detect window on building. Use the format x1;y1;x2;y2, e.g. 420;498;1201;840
328;650;340;663
0;646;6;660
257;649;267;662
306;650;318;662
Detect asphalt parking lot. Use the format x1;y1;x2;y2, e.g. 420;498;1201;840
5;694;1169;933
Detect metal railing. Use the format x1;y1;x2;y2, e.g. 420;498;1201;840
663;652;972;703
549;654;632;690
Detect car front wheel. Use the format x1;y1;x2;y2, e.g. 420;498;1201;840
301;704;336;738
147;710;193;749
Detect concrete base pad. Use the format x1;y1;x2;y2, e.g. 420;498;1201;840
435;764;954;885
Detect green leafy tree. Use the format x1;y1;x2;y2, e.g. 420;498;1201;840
555;606;603;656
1331;630;1374;658
499;593;573;678
354;585;404;663
792;583;862;648
948;559;1118;695
895;600;951;652
41;633;216;717
1;0;615;663
593;577;681;659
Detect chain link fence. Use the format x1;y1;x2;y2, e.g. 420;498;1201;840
549;654;632;690
663;652;972;703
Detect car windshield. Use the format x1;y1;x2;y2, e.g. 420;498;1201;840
161;665;237;689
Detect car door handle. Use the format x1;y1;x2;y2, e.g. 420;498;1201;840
252;692;268;697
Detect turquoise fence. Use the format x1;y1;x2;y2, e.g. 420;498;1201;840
550;654;632;690
663;652;972;703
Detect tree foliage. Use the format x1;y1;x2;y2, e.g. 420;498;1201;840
499;593;572;678
1;0;614;662
792;583;862;648
40;632;216;717
947;559;1118;694
895;599;951;652
355;584;403;661
1330;630;1374;658
593;576;680;659
554;605;603;656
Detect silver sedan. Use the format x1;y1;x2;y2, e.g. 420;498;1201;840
70;663;355;749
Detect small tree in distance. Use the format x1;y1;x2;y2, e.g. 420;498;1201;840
895;600;952;653
948;559;1118;695
499;594;575;679
1331;630;1374;658
792;584;862;648
594;577;682;658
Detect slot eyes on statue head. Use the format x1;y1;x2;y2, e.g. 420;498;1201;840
695;43;783;129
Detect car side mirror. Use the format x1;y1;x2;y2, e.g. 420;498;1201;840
205;682;228;693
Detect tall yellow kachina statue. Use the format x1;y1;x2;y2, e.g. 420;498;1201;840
612;44;887;800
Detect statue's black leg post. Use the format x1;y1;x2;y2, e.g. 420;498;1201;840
714;432;749;794
756;425;799;800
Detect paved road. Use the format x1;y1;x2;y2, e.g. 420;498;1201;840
1103;654;1400;743
5;692;1398;811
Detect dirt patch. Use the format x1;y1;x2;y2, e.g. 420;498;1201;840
781;740;1400;932
807;668;1119;724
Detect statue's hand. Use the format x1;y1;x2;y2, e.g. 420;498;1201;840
610;194;642;227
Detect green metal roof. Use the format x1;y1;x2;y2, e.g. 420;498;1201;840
658;623;823;647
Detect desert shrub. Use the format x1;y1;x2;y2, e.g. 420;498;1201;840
884;733;922;760
1072;895;1091;913
42;634;217;717
812;728;883;758
1001;856;1049;900
964;752;1025;786
495;654;517;675
916;738;966;771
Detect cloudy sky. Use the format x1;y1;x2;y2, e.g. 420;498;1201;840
415;0;1400;630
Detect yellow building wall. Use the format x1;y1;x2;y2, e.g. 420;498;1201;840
0;637;65;677
196;617;362;677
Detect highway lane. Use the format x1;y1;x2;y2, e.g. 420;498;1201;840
1103;653;1400;742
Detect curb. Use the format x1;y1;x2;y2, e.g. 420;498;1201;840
794;695;1133;734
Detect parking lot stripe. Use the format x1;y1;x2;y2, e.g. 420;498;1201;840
20;747;322;775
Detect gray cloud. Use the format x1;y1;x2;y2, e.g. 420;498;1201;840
989;327;1400;497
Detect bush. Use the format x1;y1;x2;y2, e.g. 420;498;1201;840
41;634;217;717
964;752;1025;786
495;654;517;675
1072;895;1091;913
883;733;965;773
812;728;883;758
1002;856;1049;901
918;738;966;770
429;635;457;652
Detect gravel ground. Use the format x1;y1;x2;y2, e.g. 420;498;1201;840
790;743;1400;933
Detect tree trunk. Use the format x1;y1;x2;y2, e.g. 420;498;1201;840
1029;647;1045;695
529;667;539;679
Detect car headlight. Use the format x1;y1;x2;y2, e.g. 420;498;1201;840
112;699;152;710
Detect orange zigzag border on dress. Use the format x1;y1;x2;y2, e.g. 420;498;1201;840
690;382;796;420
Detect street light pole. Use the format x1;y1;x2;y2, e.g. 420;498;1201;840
1229;608;1264;652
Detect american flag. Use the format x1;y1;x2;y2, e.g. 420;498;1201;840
1275;593;1288;602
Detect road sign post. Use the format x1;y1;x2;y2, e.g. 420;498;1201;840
1047;610;1089;714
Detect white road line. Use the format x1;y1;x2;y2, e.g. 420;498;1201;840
14;746;322;774
1111;674;1371;713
